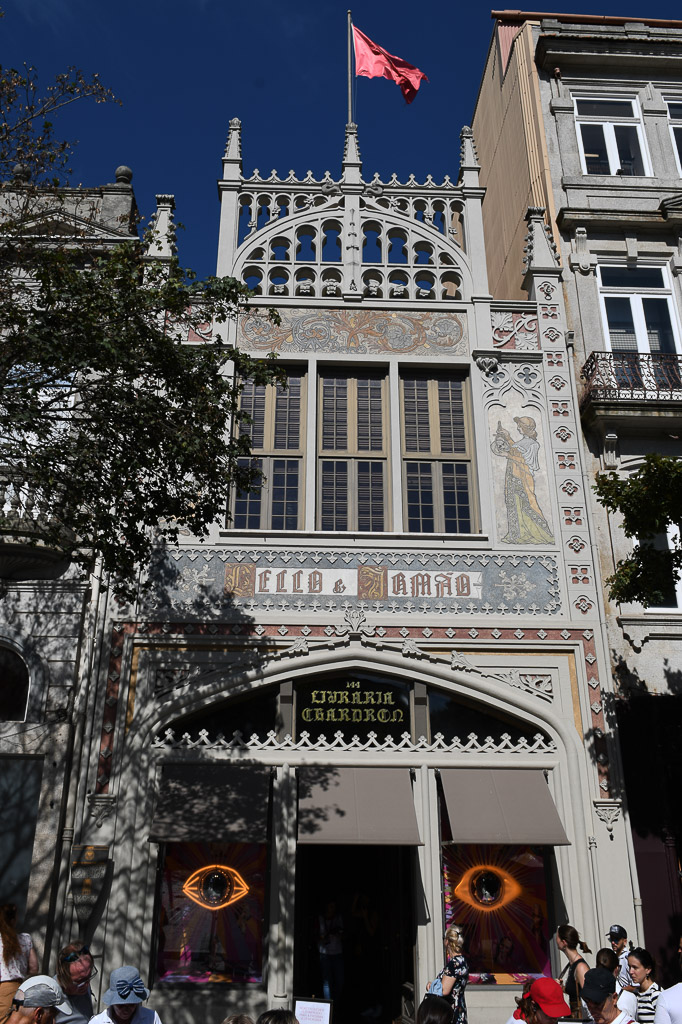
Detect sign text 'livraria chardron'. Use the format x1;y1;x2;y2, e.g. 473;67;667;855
298;679;406;726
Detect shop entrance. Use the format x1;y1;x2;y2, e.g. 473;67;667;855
294;845;415;1024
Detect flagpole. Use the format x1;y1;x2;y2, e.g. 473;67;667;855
347;9;353;124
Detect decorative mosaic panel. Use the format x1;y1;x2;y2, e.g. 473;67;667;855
148;548;561;617
237;308;468;355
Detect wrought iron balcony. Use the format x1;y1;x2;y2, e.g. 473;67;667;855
580;351;682;408
0;470;72;580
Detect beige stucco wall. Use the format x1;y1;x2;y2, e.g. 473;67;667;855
472;23;558;300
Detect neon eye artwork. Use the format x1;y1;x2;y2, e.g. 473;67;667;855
182;864;249;910
453;864;522;912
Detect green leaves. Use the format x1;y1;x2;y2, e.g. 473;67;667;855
595;454;682;606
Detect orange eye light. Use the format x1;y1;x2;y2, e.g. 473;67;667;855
182;864;250;910
453;864;521;913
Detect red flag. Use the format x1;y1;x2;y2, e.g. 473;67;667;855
352;25;428;104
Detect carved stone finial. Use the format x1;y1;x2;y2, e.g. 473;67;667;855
147;193;177;260
222;117;243;179
342;122;363;183
459;125;480;169
114;165;133;185
522;207;560;278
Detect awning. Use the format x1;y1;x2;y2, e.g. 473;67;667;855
149;764;271;843
298;767;422;845
439;768;570;845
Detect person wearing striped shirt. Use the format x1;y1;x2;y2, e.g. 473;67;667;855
628;948;660;1024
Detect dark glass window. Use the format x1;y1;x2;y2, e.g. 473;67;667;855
601;267;664;289
576;98;634;118
0;648;30;721
318;371;387;531
401;374;474;534
232;371;304;530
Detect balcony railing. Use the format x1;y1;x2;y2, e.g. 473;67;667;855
580;351;682;406
0;469;72;580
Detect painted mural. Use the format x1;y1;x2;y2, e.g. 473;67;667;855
442;843;551;985
237;308;468;354
156;841;266;985
490;412;554;545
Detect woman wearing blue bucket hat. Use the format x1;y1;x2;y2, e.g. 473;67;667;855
88;967;163;1024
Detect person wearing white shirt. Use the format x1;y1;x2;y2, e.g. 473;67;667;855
654;984;682;1024
88;967;163;1024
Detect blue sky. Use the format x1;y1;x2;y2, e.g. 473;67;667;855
4;0;682;277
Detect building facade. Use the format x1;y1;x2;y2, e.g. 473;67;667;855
472;10;682;982
0;89;650;1024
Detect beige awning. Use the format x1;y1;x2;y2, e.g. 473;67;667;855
298;767;422;845
149;764;271;843
439;768;570;845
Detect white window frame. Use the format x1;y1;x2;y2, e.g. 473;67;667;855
574;96;651;177
666;99;682;176
597;263;682;355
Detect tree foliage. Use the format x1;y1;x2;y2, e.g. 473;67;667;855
0;57;280;600
594;454;682;607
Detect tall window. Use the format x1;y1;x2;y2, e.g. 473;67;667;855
598;266;681;389
318;371;387;531
233;371;305;530
667;100;682;175
400;373;474;533
575;97;648;176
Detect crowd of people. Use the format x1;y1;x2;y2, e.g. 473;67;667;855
3;896;682;1024
425;920;681;1024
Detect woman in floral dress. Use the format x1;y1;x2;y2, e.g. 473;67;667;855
440;924;469;1024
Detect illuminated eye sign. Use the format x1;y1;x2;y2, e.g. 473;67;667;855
182;864;249;910
453;864;521;912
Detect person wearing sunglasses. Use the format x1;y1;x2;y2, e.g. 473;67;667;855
53;947;96;1024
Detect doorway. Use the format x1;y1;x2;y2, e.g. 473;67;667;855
294;845;415;1024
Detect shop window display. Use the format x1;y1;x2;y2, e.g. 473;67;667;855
156;842;266;985
442;843;551;984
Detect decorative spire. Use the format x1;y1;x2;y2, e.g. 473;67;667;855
458;126;480;187
222;117;243;181
522;207;561;296
342;122;362;184
147;194;176;261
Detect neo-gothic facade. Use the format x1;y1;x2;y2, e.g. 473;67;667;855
0;51;657;1024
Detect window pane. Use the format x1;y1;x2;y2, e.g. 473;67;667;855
274;376;301;449
646;533;678;608
442;464;471;534
239;382;266;448
271;459;299;530
403;378;431;452
674;126;682;166
614;125;645;175
320;460;347;530
605;296;638;351
357;461;384;531
437;379;466;454
321;376;348;451
580;124;611;175
641;298;675;355
406;461;435;533
357;377;384;451
233;457;262;529
576;98;634;118
601;267;664;289
669;103;682;120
